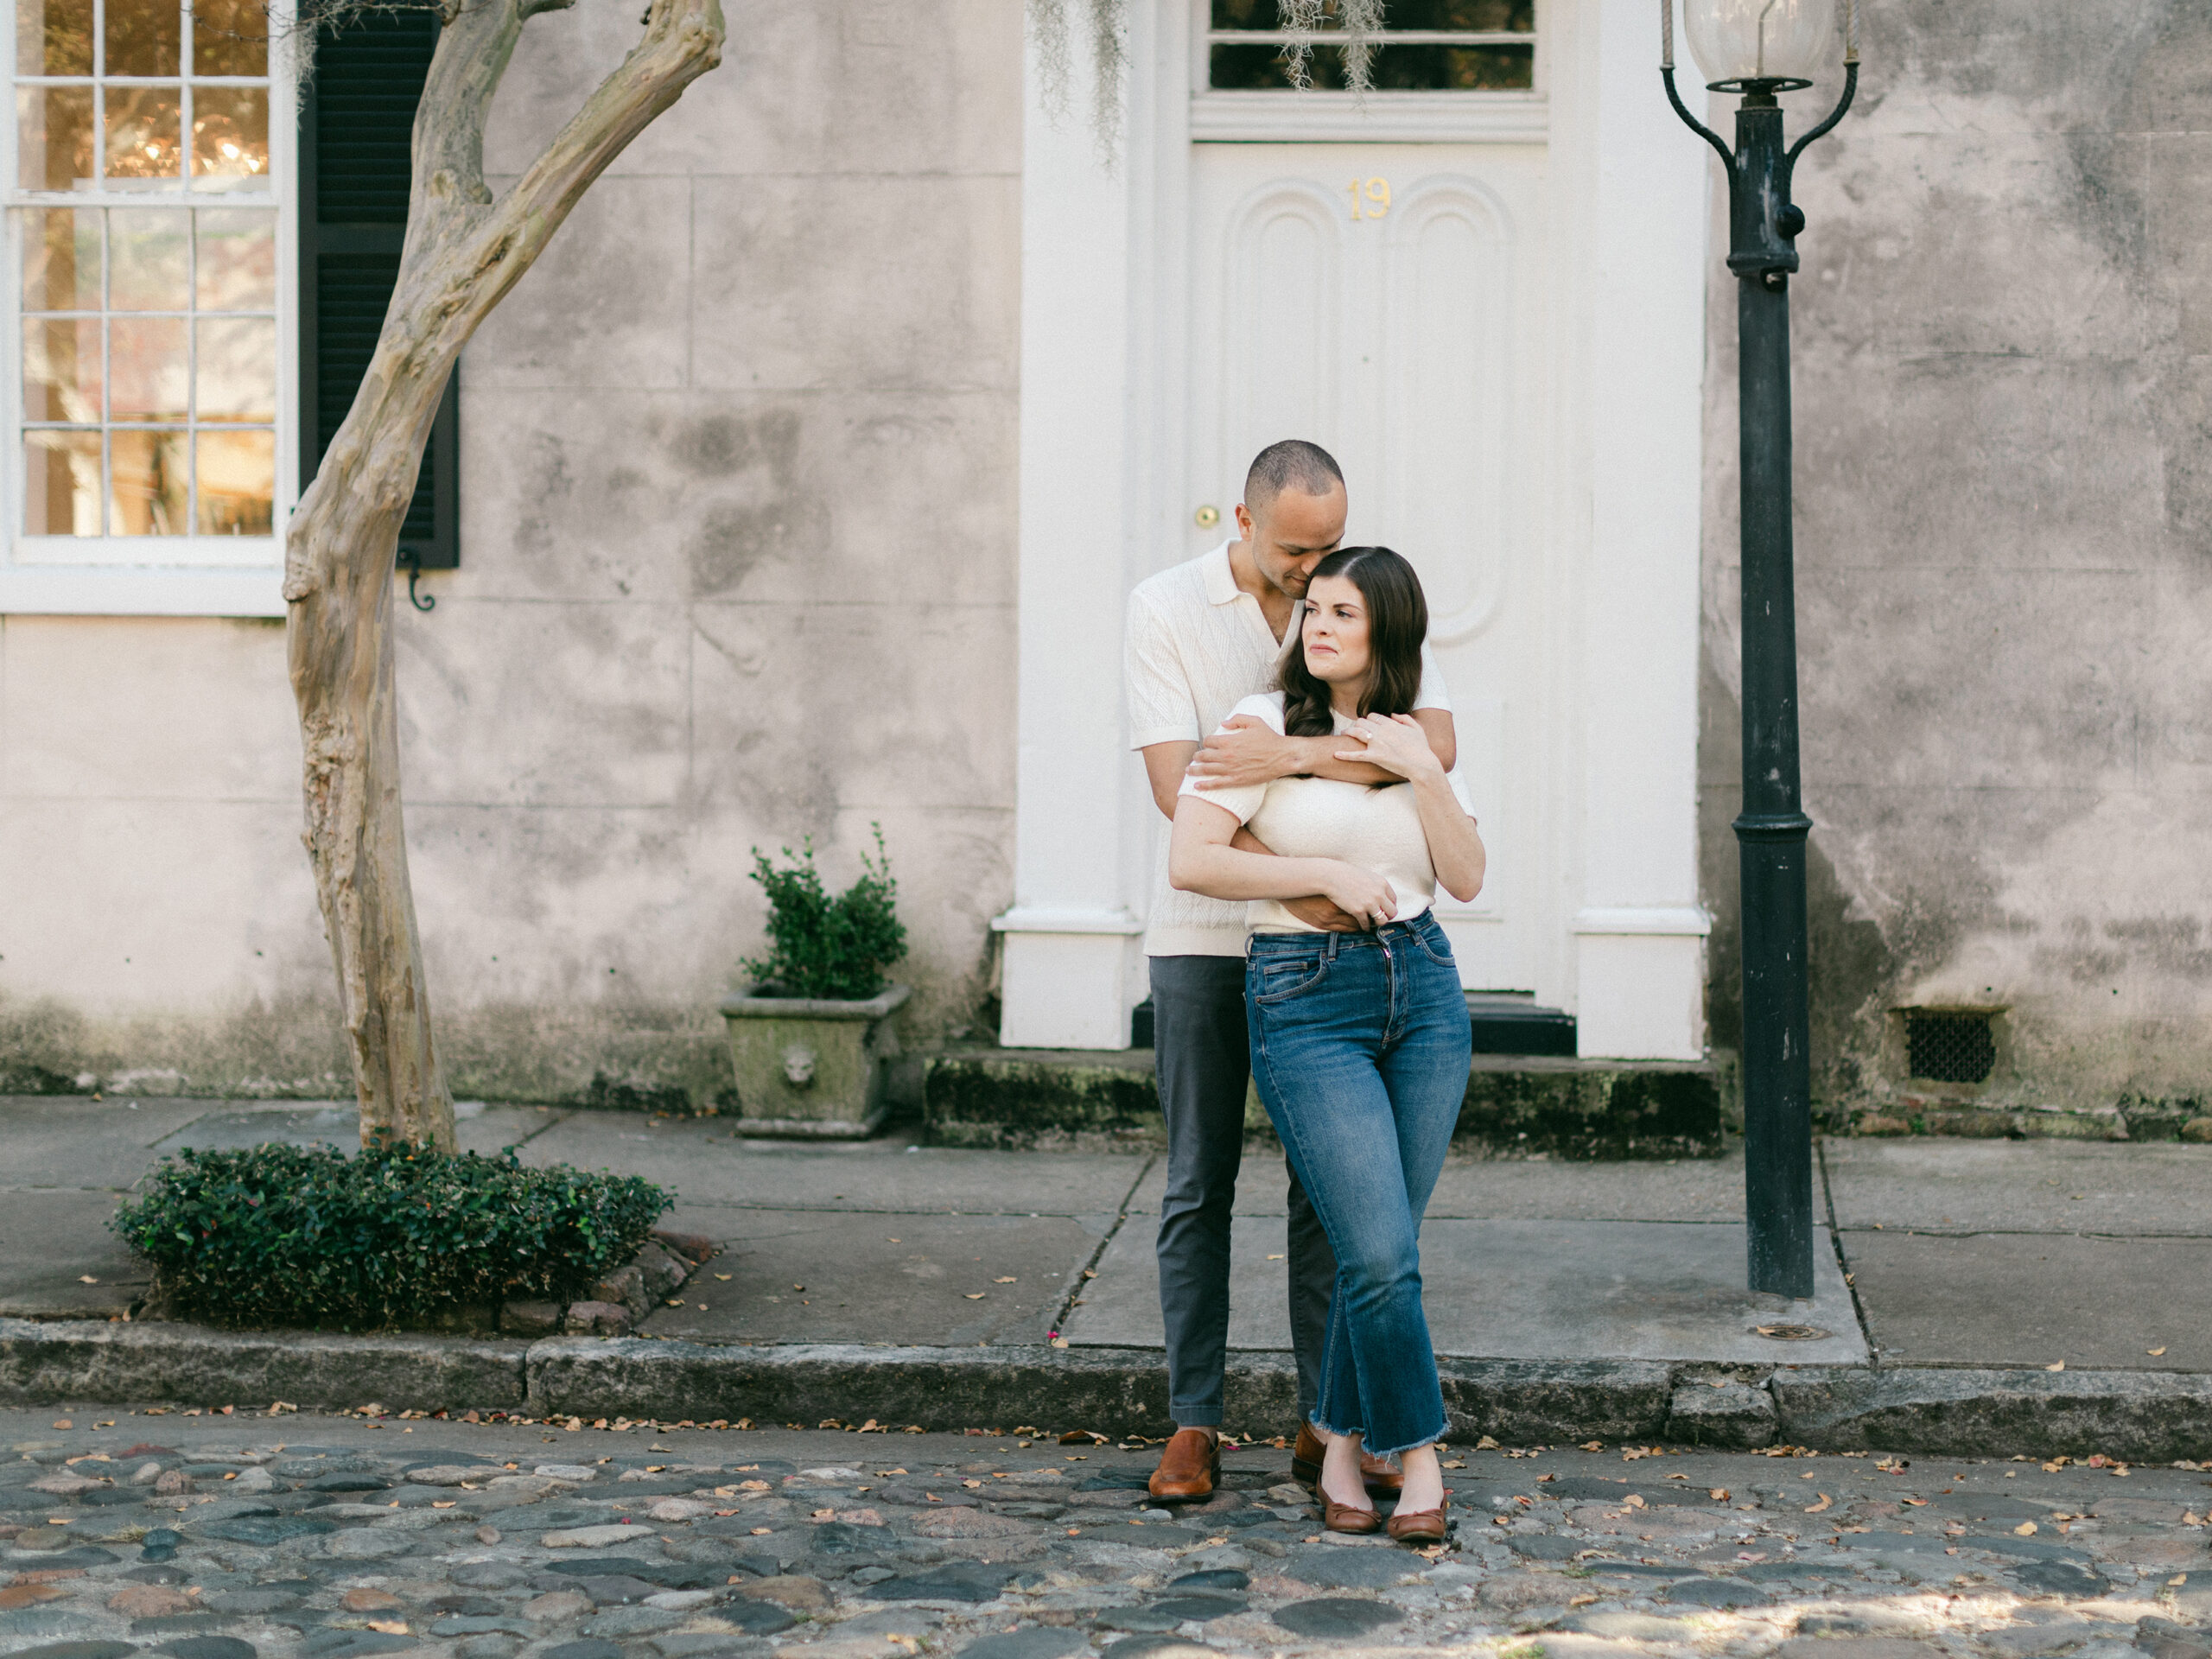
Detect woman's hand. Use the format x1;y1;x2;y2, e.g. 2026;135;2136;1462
1336;713;1446;783
1321;862;1399;931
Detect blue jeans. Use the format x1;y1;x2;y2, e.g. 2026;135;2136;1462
1246;912;1470;1457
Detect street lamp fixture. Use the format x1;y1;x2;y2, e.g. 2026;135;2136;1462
1661;0;1859;1301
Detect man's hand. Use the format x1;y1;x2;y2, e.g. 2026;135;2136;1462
1280;893;1364;932
1186;715;1300;790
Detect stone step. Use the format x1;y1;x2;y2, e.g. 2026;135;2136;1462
921;1045;1725;1159
1128;991;1579;1056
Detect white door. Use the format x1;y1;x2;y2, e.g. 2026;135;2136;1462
1185;141;1552;993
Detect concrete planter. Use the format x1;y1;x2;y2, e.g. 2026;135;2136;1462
719;982;911;1138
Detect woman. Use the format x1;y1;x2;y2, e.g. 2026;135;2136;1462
1168;546;1483;1543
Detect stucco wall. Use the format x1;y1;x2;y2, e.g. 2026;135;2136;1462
0;0;1022;1106
1700;2;2212;1122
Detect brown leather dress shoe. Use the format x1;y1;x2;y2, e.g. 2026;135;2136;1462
1290;1423;1406;1497
1147;1427;1220;1502
1385;1499;1450;1544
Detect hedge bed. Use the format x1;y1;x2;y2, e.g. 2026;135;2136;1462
111;1142;670;1332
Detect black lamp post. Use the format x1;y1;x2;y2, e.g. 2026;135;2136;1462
1662;0;1858;1300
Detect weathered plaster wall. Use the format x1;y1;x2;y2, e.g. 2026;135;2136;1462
1700;2;2212;1123
0;0;1021;1106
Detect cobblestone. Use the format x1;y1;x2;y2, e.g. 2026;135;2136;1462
0;1413;2204;1659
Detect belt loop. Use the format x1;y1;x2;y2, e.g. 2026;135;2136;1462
1325;931;1339;962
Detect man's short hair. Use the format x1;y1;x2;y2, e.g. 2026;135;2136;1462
1245;439;1344;513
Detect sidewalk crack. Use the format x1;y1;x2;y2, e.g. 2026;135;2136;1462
1047;1152;1156;1340
1816;1136;1877;1367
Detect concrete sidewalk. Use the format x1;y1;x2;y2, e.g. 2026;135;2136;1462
4;1094;2210;1379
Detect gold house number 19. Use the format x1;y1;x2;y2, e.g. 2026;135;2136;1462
1347;177;1392;220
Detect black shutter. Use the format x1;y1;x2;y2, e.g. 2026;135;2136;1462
296;10;459;570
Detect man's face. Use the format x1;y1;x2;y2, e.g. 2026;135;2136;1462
1238;481;1347;601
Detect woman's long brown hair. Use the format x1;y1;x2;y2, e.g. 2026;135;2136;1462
1276;546;1428;738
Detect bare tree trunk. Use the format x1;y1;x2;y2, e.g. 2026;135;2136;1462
285;0;724;1149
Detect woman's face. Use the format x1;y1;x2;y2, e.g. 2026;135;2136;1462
1300;573;1371;689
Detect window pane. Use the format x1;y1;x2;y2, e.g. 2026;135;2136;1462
103;85;182;181
1211;0;1534;25
22;207;101;310
1209;39;1534;88
23;316;100;419
191;0;266;75
108;207;189;307
194;315;270;420
189;85;265;187
109;315;186;418
194;207;272;308
194;427;270;533
16;0;92;74
17;85;94;189
110;427;186;531
24;430;101;533
105;0;181;76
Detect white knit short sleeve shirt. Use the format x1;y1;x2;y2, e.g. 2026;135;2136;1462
1125;540;1450;957
1178;693;1476;936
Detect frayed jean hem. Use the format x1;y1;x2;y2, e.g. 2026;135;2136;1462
1305;1410;1447;1461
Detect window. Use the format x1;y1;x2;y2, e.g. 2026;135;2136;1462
1206;0;1537;93
7;0;286;607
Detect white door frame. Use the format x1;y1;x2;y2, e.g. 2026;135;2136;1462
996;0;1711;1060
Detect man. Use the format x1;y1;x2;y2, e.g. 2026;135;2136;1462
1123;439;1457;1500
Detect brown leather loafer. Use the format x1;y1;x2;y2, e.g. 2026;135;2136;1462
1290;1423;1406;1497
1147;1427;1220;1502
1385;1500;1449;1543
1323;1496;1382;1534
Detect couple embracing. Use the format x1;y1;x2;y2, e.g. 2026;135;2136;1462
1125;439;1484;1542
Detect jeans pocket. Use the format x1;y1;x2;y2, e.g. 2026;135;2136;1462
1414;925;1457;969
1251;955;1328;1004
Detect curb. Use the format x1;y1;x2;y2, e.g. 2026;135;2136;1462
3;1318;2209;1460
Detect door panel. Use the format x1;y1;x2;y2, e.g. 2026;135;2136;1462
1188;142;1548;991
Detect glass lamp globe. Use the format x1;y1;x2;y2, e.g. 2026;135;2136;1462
1684;0;1840;88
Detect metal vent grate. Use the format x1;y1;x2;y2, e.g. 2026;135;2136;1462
1905;1010;1996;1084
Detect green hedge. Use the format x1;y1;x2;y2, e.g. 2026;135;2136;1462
111;1142;671;1330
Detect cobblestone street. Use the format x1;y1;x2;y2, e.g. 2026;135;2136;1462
0;1412;2206;1659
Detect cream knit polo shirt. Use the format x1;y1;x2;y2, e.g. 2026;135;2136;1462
1125;540;1450;958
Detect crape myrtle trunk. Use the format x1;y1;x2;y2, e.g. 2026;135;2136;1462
285;0;724;1149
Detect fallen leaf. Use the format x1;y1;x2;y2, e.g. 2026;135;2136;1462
1050;1337;1070;1349
77;1276;98;1285
1081;1268;1096;1279
2045;1361;2065;1372
2172;1576;2190;1586
1710;1488;1730;1501
995;1277;1016;1283
2148;1347;2167;1357
964;1293;986;1300
1580;1441;1605;1452
665;1298;684;1306
715;1274;732;1281
1624;1494;1645;1510
1476;1435;1500;1450
1804;1494;1832;1514
2014;1521;2037;1535
1265;1254;1285;1261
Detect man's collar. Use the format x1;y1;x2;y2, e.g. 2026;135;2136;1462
1201;539;1243;606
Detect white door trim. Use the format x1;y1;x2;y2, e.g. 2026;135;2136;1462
1000;0;1711;1059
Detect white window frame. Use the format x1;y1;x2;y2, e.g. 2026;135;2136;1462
0;0;296;615
1189;0;1548;143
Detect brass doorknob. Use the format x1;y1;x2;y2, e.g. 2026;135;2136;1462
1194;505;1220;529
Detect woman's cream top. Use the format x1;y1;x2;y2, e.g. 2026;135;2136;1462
1177;692;1477;934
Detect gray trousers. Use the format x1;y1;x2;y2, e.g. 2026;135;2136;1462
1150;952;1334;1427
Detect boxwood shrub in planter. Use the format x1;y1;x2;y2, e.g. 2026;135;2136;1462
722;825;909;1138
111;1141;670;1332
